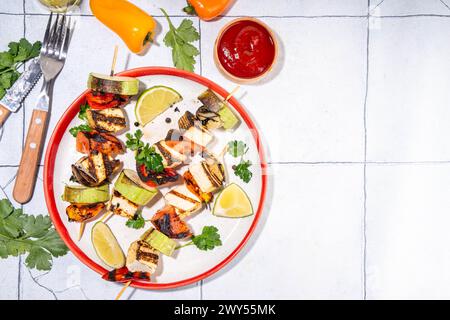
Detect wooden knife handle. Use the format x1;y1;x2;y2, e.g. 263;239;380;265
0;104;11;127
13;109;49;204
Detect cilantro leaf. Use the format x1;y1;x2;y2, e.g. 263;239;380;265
0;38;41;99
125;212;145;229
227;140;248;158
125;129;145;151
69;124;92;137
161;8;199;72
78;103;90;121
0;199;68;271
136;144;164;173
234;160;253;183
176;226;222;251
192;226;222;251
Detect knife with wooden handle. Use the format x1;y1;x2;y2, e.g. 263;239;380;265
0;58;42;127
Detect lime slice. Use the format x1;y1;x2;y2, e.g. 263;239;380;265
135;86;182;126
213;183;253;218
91;221;125;268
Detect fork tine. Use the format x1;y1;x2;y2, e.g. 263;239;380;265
47;14;62;53
60;16;72;60
53;13;66;57
41;12;53;54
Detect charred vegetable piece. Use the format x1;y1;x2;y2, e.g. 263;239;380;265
183;170;213;203
71;151;120;187
137;164;179;187
102;266;151;283
86;90;131;109
178;111;197;131
126;240;159;274
151;205;193;239
198;89;225;113
88;73;139;95
114;169;158;205
76;130;124;155
66;203;105;222
142;228;177;257
62;184;109;204
108;190;140;219
196;105;223;130
86;107;127;133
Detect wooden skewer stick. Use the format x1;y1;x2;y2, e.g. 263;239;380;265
100;211;114;223
110;45;118;76
78;222;85;242
225;85;240;102
115;280;132;300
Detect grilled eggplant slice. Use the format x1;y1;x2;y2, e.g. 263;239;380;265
126;240;159;274
151;205;193;239
178;111;197;131
86;107;127;133
198;89;224;113
108;190;139;219
66;203;105;222
71;151;120;187
76;130;124;155
196;105;223;130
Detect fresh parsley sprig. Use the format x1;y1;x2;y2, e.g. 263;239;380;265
161;8;200;72
125;211;145;229
227;140;253;183
176;226;222;251
0;199;68;271
0;38;41;99
125;130;165;173
69;103;91;137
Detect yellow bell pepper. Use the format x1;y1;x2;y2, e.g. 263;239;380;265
90;0;156;54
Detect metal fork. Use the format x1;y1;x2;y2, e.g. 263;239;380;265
13;13;73;204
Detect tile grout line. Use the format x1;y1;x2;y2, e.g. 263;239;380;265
17;0;26;301
362;0;371;301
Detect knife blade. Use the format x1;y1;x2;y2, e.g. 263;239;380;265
0;58;42;127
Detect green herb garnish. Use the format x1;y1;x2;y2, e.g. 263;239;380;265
0;38;41;99
125;212;145;229
69;104;92;137
227;140;248;158
233;160;253;183
0;199;68;271
126;130;164;173
161;8;200;72
69;124;92;137
125;129;145;151
176;226;222;251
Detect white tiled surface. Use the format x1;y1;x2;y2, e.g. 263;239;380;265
0;0;450;300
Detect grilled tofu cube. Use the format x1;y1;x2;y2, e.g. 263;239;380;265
126;240;159;274
86;107;127;133
154;140;187;168
189;161;223;193
108;190;139;219
183;125;213;148
165;184;202;215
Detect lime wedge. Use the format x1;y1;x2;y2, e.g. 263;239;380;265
91;221;125;268
135;85;182;126
212;183;253;218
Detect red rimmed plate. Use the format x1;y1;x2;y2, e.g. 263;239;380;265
44;67;267;289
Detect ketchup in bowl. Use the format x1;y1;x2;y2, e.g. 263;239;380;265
215;18;277;82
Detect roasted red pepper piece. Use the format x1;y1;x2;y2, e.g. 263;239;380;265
137;164;179;187
86;91;130;109
102;266;152;283
151;205;193;239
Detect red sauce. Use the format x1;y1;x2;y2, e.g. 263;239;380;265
217;20;276;79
